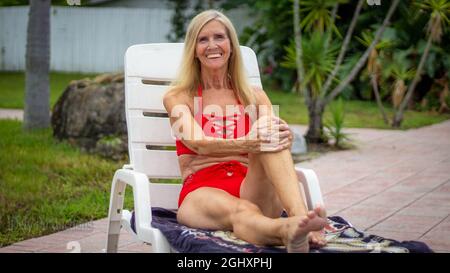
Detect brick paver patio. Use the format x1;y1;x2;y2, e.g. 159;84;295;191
1;112;449;253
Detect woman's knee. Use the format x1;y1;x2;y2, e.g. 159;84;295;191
176;201;193;226
233;199;261;217
229;199;262;233
177;189;241;229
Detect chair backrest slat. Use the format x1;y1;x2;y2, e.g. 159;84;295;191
126;43;184;81
149;183;182;209
128;116;173;145
132;149;181;178
126;79;168;113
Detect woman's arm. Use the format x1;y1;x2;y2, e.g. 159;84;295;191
250;86;293;151
163;88;291;156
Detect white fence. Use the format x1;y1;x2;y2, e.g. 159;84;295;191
0;6;172;73
0;6;253;73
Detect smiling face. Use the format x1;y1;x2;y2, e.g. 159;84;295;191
195;20;232;72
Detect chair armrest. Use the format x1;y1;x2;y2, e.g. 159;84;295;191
108;168;174;252
109;169;155;241
294;166;325;210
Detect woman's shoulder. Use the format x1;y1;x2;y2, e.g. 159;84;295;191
163;87;192;111
163;87;189;103
250;85;271;106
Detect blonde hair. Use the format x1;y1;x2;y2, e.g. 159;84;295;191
169;9;255;106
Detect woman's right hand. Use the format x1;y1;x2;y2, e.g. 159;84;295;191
248;115;292;153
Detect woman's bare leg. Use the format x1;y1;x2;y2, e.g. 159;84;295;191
243;149;307;217
177;187;327;251
239;153;284;218
240;149;327;246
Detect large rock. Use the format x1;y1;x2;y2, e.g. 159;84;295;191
291;132;308;154
51;72;128;160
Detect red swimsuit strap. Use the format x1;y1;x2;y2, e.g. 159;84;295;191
197;84;243;108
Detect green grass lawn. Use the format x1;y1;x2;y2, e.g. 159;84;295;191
0;71;99;109
266;90;450;130
0;119;132;247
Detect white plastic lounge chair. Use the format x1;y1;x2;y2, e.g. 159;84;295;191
106;43;324;253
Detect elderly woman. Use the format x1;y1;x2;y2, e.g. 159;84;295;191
163;10;327;252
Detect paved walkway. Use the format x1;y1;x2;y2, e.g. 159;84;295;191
1;109;449;252
0;108;24;120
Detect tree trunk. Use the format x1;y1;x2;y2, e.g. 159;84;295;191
371;73;389;124
392;36;433;127
321;0;364;97
293;0;305;96
24;0;51;131
325;0;400;105
325;3;339;49
305;100;326;143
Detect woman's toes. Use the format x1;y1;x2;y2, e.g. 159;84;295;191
299;217;309;227
307;211;316;219
314;205;327;218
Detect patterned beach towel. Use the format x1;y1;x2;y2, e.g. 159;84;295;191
131;207;432;253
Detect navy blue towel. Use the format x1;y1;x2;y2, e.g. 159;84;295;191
131;207;433;253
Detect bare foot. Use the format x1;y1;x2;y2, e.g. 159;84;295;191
283;210;327;253
308;206;328;248
308;230;327;248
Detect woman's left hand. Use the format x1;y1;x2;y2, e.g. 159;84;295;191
277;118;293;150
257;116;293;152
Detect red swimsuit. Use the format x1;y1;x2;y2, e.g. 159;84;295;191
175;85;251;207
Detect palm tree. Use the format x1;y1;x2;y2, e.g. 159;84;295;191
290;0;400;143
299;0;345;35
392;0;450;128
356;30;395;124
282;33;339;142
23;0;51;130
388;53;416;111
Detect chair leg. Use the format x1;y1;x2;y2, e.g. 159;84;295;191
106;178;127;253
152;229;173;253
